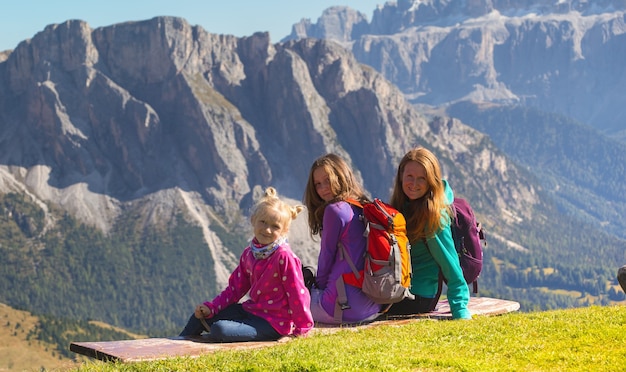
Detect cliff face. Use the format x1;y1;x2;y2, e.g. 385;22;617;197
286;0;626;141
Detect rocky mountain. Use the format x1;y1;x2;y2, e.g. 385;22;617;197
0;16;535;249
0;9;624;334
285;0;626;142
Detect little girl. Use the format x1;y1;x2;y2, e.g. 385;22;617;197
303;154;382;324
179;187;314;341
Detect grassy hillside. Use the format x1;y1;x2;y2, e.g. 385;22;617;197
0;302;147;371
446;101;626;240
0;303;79;371
0;192;215;336
70;305;626;371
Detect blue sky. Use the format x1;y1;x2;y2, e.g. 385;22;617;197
0;0;385;51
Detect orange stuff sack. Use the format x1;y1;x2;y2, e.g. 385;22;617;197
341;198;413;305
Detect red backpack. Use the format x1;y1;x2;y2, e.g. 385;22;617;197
333;198;413;322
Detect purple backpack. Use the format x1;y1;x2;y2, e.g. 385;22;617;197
425;197;485;298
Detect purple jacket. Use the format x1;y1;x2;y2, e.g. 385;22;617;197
316;201;381;322
204;243;314;336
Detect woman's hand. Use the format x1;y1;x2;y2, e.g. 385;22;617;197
194;304;212;319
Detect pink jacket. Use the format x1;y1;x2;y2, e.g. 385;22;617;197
204;243;313;336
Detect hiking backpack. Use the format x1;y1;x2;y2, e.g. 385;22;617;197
424;197;485;300
334;198;414;321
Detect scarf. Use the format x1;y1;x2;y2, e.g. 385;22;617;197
250;236;287;260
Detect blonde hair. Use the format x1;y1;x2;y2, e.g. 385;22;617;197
303;153;369;236
251;187;304;232
390;147;452;242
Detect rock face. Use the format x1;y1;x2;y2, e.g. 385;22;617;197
288;6;371;42
0;16;535;290
286;0;626;141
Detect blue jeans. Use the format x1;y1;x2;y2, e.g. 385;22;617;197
179;303;281;342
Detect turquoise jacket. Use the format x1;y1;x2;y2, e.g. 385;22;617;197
405;180;471;319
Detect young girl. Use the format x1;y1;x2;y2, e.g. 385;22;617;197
303;154;382;324
179;187;314;341
386;147;471;320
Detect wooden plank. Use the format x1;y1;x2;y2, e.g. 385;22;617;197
313;296;520;331
412;295;520;319
69;336;292;362
70;296;519;362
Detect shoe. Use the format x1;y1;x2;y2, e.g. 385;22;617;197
302;265;316;290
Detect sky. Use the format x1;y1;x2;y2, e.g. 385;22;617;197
0;0;385;51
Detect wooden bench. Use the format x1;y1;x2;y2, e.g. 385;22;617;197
70;296;520;362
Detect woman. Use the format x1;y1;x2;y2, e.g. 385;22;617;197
303;153;382;324
387;147;471;320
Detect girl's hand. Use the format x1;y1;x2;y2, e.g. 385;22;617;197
194;304;211;319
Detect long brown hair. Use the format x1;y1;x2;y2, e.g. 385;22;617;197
303;154;368;236
390;147;451;242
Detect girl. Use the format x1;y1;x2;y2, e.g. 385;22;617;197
179;187;314;341
303;154;382;324
387;147;471;319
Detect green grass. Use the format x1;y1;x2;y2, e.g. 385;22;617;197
73;305;626;371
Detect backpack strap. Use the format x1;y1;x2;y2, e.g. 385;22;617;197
334;275;350;322
345;198;363;209
425;237;479;294
423;238;478;303
338;241;362;280
334;241;361;322
333;199;364;323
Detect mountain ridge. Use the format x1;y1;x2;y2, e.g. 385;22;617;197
286;0;626;141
